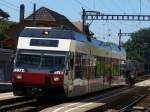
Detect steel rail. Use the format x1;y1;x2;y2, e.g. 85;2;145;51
119;92;150;112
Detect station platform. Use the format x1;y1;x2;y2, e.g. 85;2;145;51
135;79;150;87
0;82;12;93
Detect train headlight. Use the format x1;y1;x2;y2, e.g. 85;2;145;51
16;74;23;80
53;77;60;82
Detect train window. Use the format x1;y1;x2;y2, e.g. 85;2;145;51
41;55;54;67
16;53;65;71
16;54;41;68
96;57;100;77
111;59;120;76
69;52;74;69
41;55;65;70
81;55;87;79
75;53;82;79
30;39;59;47
104;58;108;75
100;57;105;75
55;56;65;65
89;56;96;79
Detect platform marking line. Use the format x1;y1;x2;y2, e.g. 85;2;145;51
52;107;66;112
52;103;79;112
65;103;94;112
65;102;105;112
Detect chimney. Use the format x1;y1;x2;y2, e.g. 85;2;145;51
20;4;25;22
33;3;36;26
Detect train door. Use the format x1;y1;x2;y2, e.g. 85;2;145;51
103;57;112;88
71;53;89;96
66;52;74;97
87;54;92;93
88;55;104;93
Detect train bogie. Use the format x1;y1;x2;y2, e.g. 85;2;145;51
13;83;66;98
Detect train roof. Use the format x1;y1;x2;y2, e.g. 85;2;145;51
20;27;126;53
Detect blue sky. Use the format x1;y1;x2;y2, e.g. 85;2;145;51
1;0;150;44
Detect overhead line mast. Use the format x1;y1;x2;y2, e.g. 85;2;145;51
82;10;150;22
118;29;132;47
82;9;150;46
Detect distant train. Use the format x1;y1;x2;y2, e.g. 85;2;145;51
126;60;145;75
12;27;126;97
121;60;145;76
121;60;145;85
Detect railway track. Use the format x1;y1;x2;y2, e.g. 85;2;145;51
90;85;150;112
119;92;150;112
128;92;150;112
0;86;127;112
87;86;149;112
0;79;149;112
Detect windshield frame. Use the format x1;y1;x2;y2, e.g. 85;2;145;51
15;50;67;71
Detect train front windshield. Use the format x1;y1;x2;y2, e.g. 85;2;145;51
16;53;66;72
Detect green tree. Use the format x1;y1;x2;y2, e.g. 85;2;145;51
123;28;150;61
0;20;16;49
0;20;10;41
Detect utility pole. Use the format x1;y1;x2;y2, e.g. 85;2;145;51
119;29;121;47
118;29;132;47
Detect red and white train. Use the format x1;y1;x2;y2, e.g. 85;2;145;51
12;27;126;97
